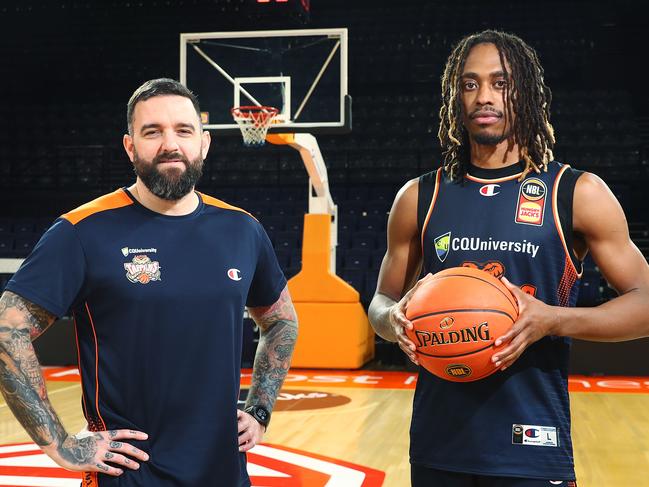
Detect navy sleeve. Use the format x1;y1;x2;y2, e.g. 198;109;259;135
245;221;287;308
6;218;86;317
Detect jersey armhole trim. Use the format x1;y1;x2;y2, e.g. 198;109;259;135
420;170;442;258
552;165;583;278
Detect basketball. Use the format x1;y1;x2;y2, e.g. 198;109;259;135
405;267;519;382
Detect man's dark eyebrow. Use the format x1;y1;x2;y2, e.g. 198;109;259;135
139;123;161;133
461;70;508;79
139;122;196;133
175;122;196;131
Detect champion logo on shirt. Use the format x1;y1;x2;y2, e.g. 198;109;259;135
228;268;242;281
479;184;500;196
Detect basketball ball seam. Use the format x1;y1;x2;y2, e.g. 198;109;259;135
432;273;518;311
409;308;517;324
416;341;496;359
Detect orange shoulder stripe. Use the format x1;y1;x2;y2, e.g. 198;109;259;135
62;189;133;225
198;192;256;220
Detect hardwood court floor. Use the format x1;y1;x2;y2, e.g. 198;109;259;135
1;369;649;486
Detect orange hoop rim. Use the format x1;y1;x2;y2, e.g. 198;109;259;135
230;106;279;119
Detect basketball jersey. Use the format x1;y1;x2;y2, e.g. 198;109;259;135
410;161;582;480
7;188;287;487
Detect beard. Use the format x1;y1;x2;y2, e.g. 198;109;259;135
467;106;512;146
132;150;204;201
472;129;512;146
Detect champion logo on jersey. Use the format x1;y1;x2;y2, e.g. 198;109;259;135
228;268;242;281
525;428;540;438
433;232;451;262
512;424;558;447
479;184;500;196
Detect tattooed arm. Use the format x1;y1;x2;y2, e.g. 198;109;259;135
237;285;298;451
0;291;149;476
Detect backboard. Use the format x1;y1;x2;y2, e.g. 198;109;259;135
179;28;350;134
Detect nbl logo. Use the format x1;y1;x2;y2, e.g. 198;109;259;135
515;177;547;226
521;179;546;200
445;364;472;378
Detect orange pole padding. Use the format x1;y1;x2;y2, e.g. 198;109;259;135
266;133;295;145
290;302;375;369
288;213;358;303
288;213;375;368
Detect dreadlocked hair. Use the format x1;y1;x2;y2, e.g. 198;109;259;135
438;30;555;181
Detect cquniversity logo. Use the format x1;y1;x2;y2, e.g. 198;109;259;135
434;232;451;262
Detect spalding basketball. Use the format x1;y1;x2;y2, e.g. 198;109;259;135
405;267;518;382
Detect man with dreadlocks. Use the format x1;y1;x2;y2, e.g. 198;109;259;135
369;30;649;486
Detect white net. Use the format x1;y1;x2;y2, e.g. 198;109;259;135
231;106;279;146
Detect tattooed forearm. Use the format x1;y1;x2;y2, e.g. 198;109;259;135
246;320;297;411
0;340;68;446
0;290;56;400
0;291;68;449
0;291;56;339
247;286;298;411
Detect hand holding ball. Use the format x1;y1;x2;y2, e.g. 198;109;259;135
405;267;518;382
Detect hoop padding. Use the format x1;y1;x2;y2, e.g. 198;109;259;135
231;106;279;146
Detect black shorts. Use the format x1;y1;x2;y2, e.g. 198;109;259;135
411;464;577;487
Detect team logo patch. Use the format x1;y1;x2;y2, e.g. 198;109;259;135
124;255;161;284
227;268;242;281
479;184;500;196
512;424;558;447
515;178;547;226
0;442;385;486
434;232;451;262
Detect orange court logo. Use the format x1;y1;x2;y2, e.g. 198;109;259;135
515;177;547;226
124;255;161;284
239;388;352;411
0;442;385;486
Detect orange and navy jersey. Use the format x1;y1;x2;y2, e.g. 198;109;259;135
411;161;582;480
7;188;286;487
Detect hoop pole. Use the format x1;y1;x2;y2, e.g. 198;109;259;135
190;44;263;107
294;40;341;121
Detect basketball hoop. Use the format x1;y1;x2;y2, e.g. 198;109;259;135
231;106;279;147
